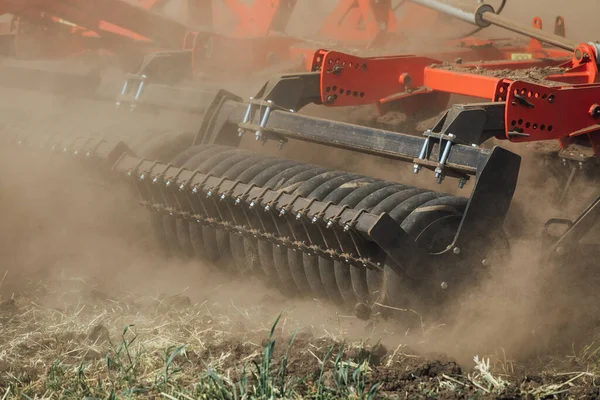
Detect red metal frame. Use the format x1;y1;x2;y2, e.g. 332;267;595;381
319;0;398;47
310;38;600;155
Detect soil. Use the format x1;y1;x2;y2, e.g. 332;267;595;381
2;1;600;398
431;64;568;85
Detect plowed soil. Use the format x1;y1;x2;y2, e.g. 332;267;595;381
3;1;600;398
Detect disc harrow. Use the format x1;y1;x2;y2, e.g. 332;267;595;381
6;0;600;327
4;94;521;320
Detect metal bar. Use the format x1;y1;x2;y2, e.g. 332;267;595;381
408;0;578;52
482;12;578;52
408;0;490;26
221;101;490;174
55;0;195;48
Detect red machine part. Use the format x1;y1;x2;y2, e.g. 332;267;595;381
0;0;194;47
319;0;398;47
313;38;600;155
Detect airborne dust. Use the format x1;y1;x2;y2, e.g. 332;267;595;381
2;0;600;397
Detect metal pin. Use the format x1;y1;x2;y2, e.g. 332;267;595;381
255;100;273;141
238;97;253;136
120;79;129;96
435;138;453;182
458;178;467;189
134;77;146;101
414;137;430;174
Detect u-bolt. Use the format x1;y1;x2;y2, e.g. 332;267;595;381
134;75;147;100
435;134;454;182
238;97;254;136
413;137;430;174
120;80;129;96
255;100;273;141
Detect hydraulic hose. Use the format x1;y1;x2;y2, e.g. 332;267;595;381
408;0;578;52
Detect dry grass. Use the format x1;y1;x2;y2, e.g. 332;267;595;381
2;275;600;399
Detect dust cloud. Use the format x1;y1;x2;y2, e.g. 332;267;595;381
1;0;599;377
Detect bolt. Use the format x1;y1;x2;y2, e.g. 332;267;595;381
152;177;158;183
179;184;185;191
165;180;171;187
413;164;421;174
127;171;132;176
249;201;255;209
192;187;198;194
86;152;91;157
326;220;334;229
206;190;213;197
458;178;467;189
279;209;286;217
235;198;241;205
296;212;302;220
440;282;448;290
73;150;78;155
278;140;285;150
311;216;318;224
139;174;145;180
556;246;564;255
264;205;271;212
220;194;226;200
453;247;461;255
343;224;350;232
255;131;262;141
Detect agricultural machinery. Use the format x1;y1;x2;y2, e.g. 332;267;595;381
3;0;599;326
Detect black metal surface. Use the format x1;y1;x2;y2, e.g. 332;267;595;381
253;72;322;111
232;101;490;174
109;153;408;268
115;50;209;112
431;102;506;146
547;194;600;251
448;146;521;255
195;90;244;146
